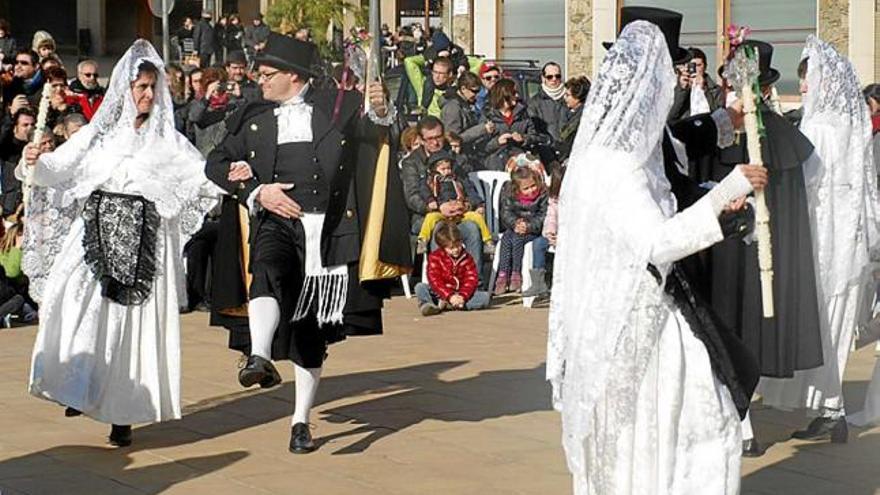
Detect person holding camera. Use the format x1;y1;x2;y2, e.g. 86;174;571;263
669;47;725;122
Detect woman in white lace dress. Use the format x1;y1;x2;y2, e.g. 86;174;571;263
22;40;219;446
547;22;766;494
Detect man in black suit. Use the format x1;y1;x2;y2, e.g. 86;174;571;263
206;34;409;454
192;11;216;68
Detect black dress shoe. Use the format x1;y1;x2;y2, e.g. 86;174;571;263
64;406;82;417
289;422;316;454
742;439;765;457
109;424;132;447
791;416;848;443
238;355;282;389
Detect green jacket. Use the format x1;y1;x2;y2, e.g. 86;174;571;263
404;54;483;117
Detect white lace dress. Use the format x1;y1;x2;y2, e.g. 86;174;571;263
29;155;195;425
26;40;219;425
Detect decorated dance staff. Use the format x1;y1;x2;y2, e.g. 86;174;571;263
724;27;775;318
23;83;52;209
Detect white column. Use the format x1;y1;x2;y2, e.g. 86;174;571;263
77;0;106;56
848;0;875;84
474;0;499;59
591;0;617;78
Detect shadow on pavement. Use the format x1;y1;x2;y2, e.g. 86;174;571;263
0;360;551;490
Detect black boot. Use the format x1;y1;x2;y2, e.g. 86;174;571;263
741;438;765;457
238;355;282;389
791;416;848;443
289;422;316;454
64;406;82;417
109;424;132;447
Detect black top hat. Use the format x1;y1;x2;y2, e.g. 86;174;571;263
738;40;780;86
255;33;319;77
603;7;692;65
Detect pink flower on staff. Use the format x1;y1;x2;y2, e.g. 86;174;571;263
726;24;751;47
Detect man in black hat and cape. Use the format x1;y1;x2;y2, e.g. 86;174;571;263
709;40;822;457
206;33;411;454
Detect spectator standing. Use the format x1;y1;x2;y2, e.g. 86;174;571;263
226;51;260;101
3;49;42;104
193;11;216;68
482;79;538;171
405;55;455;117
0;108;34;215
476;63;501;114
243;15;270;62
441;71;493;156
225;15;245;57
0;19;17;66
68;60;105;121
214;16;228;62
42;67;83;131
416;222;490;316
556;76;590;161
529;62;567;142
31;31;56;62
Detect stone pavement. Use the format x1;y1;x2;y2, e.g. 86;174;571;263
0;295;878;494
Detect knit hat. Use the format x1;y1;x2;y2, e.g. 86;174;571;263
431;31;451;52
427;150;454;170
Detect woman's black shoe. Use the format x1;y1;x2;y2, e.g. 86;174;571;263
238;355;282;389
791;416;848;443
64;406;82;417
109;424;132;447
742;438;765;457
289;422;316;454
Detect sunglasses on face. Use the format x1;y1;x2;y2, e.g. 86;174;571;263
82;73;98;78
482;75;499;81
14;60;31;66
544;74;562;80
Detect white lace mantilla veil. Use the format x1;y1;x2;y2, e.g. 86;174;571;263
22;39;218;302
800;35;880;298
546;20;676;477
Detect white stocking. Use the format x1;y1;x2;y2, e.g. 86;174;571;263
741;410;754;441
249;297;280;359
292;364;322;425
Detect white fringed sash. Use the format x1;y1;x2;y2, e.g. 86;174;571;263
292;213;348;326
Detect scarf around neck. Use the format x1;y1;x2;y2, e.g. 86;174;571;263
542;82;565;101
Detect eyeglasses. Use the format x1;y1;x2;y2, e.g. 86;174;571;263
543;74;562;80
482;74;499;81
431;69;450;76
14;60;31;66
258;70;281;82
82;73;98;78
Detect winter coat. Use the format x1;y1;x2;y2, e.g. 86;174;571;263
419;173;482;208
225;24;244;52
528;90;567;141
441;92;489;151
426;248;480;301
542;197;558;241
499;184;548;235
482;104;539;171
193;19;215;55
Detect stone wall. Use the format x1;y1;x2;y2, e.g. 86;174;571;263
567;0;593;78
818;0;850;55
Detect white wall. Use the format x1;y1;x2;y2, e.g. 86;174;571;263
591;0;617;78
77;0;106;56
849;0;875;85
473;0;498;58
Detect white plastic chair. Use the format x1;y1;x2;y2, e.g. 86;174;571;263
468;171;537;308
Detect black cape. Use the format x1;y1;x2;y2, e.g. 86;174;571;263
710;105;823;378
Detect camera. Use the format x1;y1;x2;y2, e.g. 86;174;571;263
225;81;236;92
687;62;697;76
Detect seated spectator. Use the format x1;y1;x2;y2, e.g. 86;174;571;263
0;214;36;325
522;163;566;297
494;166;549;295
476;62;501;114
556;76;591;161
445;131;475;174
31;31;56;62
441;71;492;156
416;150;492;253
400;116;485;267
482;79;538;171
399;125;421;157
68;59;105;120
416;222;491;316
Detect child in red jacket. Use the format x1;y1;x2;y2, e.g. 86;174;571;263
416;222;491;316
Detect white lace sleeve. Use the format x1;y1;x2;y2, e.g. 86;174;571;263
711;108;735;148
